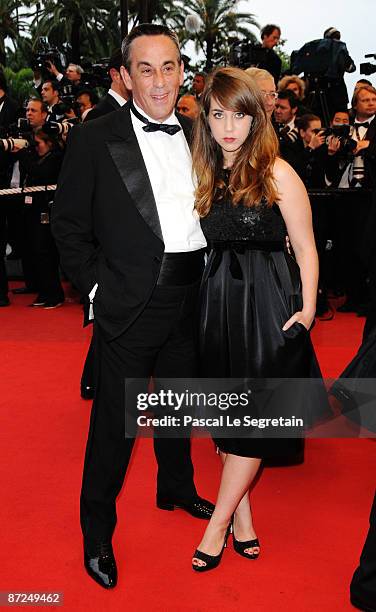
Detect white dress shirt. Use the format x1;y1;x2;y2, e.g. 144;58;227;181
339;115;375;188
108;89;127;107
130;100;206;253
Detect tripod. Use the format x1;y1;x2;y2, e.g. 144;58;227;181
305;75;331;125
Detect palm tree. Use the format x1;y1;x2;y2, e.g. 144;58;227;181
164;0;259;71
0;0;28;66
30;0;121;63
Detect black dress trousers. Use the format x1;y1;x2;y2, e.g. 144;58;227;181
80;280;201;543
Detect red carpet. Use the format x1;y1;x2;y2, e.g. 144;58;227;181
1;285;375;611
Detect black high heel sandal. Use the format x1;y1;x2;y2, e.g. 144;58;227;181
192;526;230;573
232;520;260;560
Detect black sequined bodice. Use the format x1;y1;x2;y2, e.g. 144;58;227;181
200;197;286;244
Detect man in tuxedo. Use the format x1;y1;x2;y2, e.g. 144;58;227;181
80;49;130;400
52;24;213;589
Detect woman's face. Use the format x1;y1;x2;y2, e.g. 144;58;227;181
257;77;277;117
208;97;253;163
286;82;301;99
300;119;322;145
34;136;51;157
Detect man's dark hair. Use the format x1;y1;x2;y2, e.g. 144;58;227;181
108;48;122;73
121;23;181;72
76;88;99;105
331;109;349;120
28;97;48;114
277;89;299;109
296;113;321;131
42;79;60;93
261;24;281;39
356;78;372;87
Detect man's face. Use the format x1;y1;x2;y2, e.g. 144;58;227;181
257;77;277;117
331;112;349;126
300;119;322;145
262;29;280;49
177;95;199;120
77;93;92;114
274;98;295;124
41;82;58;105
121;35;184;122
192;75;205;95
26;101;47;127
355;89;376;119
66;65;81;82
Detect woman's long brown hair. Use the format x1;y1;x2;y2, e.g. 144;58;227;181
192;67;279;217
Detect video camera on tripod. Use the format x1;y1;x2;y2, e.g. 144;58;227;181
31;37;67;81
229;41;269;70
360;53;376;76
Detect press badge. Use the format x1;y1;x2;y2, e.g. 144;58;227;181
24;195;33;205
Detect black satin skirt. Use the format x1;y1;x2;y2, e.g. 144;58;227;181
198;241;329;458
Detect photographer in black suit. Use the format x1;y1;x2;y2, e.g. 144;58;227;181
52;24;214;589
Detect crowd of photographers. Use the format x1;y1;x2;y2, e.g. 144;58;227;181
0;24;376;322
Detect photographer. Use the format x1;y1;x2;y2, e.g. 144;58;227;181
284;114;333;319
19;127;65;308
76;89;98;121
85;49;129;122
258;24;282;84
10;99;48;296
46;61;83;97
41;80;65;122
292;27;355;120
326;85;376;314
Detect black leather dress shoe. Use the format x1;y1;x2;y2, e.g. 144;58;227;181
84;542;117;589
81;384;95;400
157;495;215;519
12;287;37;295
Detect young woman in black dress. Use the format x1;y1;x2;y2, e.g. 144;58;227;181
191;67;320;571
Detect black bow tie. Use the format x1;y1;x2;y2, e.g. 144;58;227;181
130;100;181;136
354;122;370;129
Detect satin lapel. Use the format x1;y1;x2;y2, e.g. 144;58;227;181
106;105;163;243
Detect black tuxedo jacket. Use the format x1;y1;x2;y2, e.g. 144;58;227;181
84;93;122;121
52;102;193;340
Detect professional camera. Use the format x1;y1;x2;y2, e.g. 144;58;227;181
31;37;67;80
42;118;79;138
80;60;110;90
360;53;376;76
313;124;357;154
0;118;33;152
229;41;268;70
